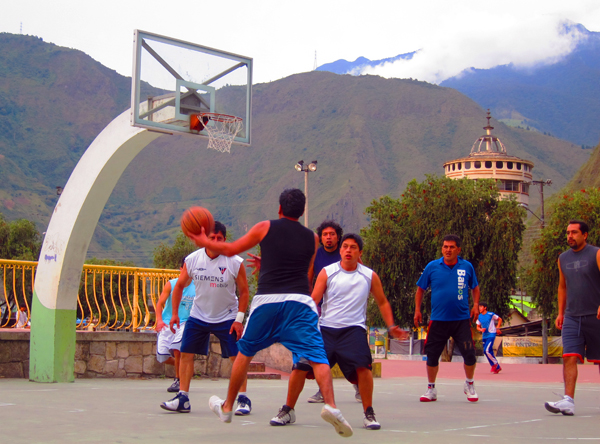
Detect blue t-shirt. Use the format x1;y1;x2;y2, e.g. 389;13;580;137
416;257;478;321
477;312;498;339
162;278;195;324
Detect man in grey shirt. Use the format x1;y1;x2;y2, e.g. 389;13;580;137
545;219;600;416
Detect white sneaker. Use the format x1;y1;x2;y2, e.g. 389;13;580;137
464;381;478;402
270;405;296;426
545;396;575;416
420;387;437;402
353;384;362;403
363;406;381;430
209;395;233;423
321;404;353;438
307;389;324;403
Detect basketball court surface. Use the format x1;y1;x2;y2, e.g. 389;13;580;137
2;360;598;443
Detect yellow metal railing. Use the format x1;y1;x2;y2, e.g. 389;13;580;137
0;259;179;331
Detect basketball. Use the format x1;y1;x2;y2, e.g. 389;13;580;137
180;206;215;238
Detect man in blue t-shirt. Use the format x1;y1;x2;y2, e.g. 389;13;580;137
414;234;481;403
476;301;502;373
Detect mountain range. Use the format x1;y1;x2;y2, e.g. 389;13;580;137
317;24;600;147
0;33;591;265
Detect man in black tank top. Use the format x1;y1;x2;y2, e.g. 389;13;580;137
545;220;600;416
187;189;353;437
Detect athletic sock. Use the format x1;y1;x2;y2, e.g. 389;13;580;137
428;383;435;389
179;390;189;396
465;378;474;384
282;405;292;413
238;392;247;397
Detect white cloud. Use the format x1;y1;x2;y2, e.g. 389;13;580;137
358;16;588;84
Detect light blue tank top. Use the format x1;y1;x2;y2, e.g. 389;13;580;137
161;278;195;324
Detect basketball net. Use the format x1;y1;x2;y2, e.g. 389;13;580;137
190;113;243;153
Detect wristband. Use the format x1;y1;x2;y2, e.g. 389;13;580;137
387;325;397;333
235;312;245;323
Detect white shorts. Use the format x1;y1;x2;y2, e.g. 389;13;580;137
156;323;185;362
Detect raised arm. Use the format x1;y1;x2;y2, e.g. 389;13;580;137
189;220;270;257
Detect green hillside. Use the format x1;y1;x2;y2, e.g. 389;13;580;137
0;33;590;265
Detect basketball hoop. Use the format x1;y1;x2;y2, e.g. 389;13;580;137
190;113;243;153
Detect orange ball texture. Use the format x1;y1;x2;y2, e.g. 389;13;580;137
180;206;215;238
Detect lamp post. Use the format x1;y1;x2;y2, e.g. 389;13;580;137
294;160;318;227
520;178;552;364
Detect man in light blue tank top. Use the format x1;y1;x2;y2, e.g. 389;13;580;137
154;258;195;393
545;220;600;416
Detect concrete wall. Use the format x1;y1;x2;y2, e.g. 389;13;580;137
0;330;232;379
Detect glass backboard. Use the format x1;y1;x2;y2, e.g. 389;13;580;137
131;30;252;145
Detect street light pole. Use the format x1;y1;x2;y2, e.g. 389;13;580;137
294;160;318;227
522;179;552;364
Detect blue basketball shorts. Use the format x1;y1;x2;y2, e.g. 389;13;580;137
237;299;328;365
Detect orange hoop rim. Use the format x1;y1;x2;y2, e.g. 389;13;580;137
196;112;243;123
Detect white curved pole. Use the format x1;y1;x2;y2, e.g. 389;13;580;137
30;109;163;382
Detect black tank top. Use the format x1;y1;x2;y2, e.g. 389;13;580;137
257;218;315;295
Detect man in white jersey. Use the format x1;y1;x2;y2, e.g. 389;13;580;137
160;221;250;415
154;258;195;393
270;234;402;430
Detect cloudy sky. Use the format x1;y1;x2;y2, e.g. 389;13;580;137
1;0;600;85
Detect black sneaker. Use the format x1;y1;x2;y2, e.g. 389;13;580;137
167;378;180;393
363;406;381;430
160;392;191;413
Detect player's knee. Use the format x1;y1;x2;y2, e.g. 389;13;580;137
463;352;477;366
426;355;440;367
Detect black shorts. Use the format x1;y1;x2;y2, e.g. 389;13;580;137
297;325;372;384
424;319;476;366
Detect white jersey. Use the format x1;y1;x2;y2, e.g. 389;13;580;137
319;262;373;330
185;248;243;323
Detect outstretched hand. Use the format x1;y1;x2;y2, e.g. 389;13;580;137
388;325;403;339
189;227;209;248
247;253;261;276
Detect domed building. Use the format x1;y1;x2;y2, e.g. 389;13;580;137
443;111;534;206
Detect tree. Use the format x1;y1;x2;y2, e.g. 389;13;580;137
528;188;600;321
361;175;526;328
0;213;41;260
153;232;197;269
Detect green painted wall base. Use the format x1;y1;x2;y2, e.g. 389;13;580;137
29;291;76;382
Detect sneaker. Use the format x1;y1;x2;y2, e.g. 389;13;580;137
270;405;296;426
167;378;180;393
420;387;437;402
545;396;575;416
209;395;233;423
363;406;381;430
353;384;362;403
307;389;324;403
464;381;478;402
235;394;252;416
492;365;502;374
321;404;353;438
160;392;191;413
